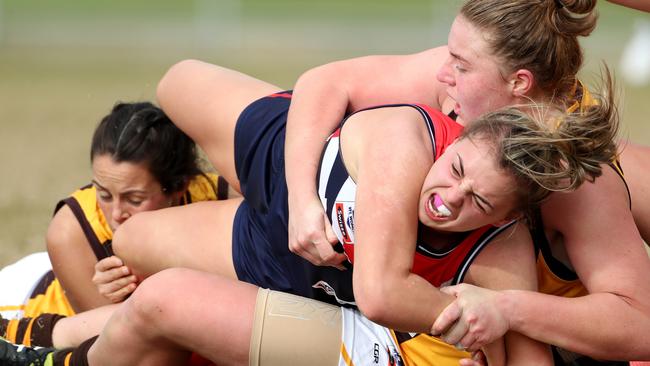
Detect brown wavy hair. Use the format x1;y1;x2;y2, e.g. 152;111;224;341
460;66;619;222
460;0;597;98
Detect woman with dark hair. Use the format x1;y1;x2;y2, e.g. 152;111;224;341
0;102;231;344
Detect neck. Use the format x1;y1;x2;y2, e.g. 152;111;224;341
417;225;469;251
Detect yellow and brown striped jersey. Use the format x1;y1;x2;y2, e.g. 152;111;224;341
16;173;227;317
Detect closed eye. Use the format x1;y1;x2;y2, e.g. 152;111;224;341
474;194;493;214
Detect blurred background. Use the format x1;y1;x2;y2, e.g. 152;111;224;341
1;0;648;265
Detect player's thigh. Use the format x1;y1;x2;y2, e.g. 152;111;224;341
113;198;243;279
251;290;342;366
131;268;258;366
160;60;282;193
619;142;650;243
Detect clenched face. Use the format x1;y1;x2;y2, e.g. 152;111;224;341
418;137;518;232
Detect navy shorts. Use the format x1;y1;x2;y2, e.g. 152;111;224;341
232;92;315;296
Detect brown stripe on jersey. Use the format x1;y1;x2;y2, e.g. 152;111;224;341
609;160;632;210
29;270;56;298
0;316;7;339
60;197;109;261
393;331;415;344
217;175;229;200
52;184;92;216
14;317;32;346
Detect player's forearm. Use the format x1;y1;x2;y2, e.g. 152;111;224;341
504;289;650;359
354;270;451;333
285;66;350;201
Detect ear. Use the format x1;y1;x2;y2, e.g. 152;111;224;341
508;69;535;98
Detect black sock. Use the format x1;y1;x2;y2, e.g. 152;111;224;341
51;335;98;366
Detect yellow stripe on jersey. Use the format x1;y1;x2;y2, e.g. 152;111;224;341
182;173;221;204
536;250;588;298
22;277;74;318
22;317;36;346
340;343;354;366
393;332;471;366
0;305;23;312
68;185;113;247
566;79;596;114
6;320;18;346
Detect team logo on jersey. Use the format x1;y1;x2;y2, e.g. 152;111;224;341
387;345;404;366
336;203;352;244
312;280;356;306
371;343;404;366
346;206;355;231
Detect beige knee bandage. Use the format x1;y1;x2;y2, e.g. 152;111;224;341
249;289;342;366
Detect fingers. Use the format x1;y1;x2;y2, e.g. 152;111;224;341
287;213;346;268
440;284;461;296
440;315;469;346
459;350;487;366
323;213;339;245
94;256;124;271
431;300;462;335
93;263;131;285
93;256;138;302
455;332;479;352
94;273;138;303
105;282;137;303
290;238;347;268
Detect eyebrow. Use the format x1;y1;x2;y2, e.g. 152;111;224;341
449;50;469;64
456;154;494;211
92;180;148;196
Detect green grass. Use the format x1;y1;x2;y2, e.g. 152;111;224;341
0;1;648;265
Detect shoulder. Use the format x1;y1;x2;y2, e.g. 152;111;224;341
542;164;630;229
465;222;537;290
341;106;435;179
343;105;435;147
47;203;87;252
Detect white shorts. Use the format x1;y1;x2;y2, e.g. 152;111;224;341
0;252;52;319
340;307;405;366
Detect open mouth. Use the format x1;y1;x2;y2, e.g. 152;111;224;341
426;193;451;219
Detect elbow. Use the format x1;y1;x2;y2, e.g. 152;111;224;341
156;59;201;107
353;277;394;325
294;62;343;92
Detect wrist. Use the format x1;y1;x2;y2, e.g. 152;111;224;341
498;289;520;331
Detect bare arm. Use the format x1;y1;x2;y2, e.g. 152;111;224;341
606;0;650;12
46;205;112;312
344;106;451;332
463;224;551;366
285;48;450;266
434;166;650;359
507;166;650;359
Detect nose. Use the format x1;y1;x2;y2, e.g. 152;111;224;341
112;201;131;226
445;181;471;207
436;56;455;86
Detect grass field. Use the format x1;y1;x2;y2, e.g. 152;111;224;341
1;1;649;266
